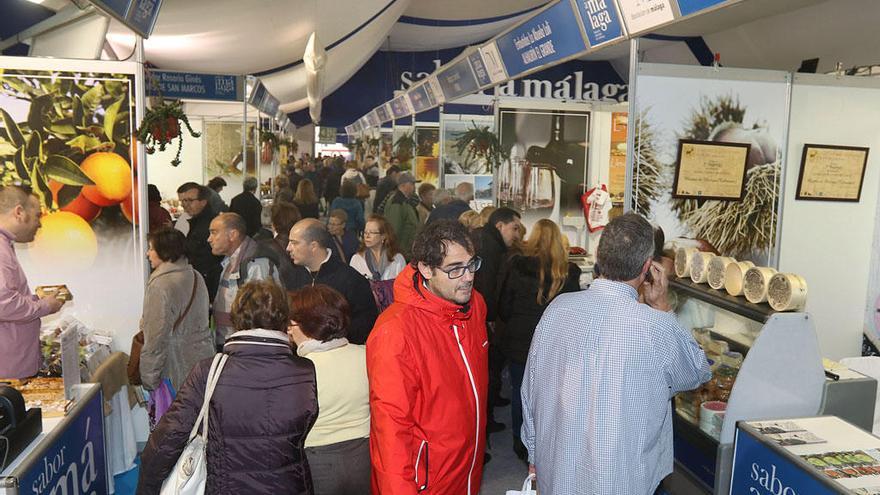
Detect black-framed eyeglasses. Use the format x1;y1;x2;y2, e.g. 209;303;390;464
437;256;481;279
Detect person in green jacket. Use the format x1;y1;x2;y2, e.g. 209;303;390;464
382;173;421;260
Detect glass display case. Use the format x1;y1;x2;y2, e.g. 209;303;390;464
668;278;827;494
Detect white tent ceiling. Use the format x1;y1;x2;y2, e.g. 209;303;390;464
19;0;877;116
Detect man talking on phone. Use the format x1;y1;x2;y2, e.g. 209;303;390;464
520;213;711;494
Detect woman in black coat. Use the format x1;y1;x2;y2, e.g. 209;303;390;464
498;219;581;461
138;280;318;494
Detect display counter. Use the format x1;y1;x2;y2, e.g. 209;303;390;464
731;416;880;494
669;279;877;494
0;383;108;495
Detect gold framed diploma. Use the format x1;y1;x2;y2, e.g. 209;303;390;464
672;140;750;201
796;144;870;202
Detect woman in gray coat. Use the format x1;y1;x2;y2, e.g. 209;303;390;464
139;227;214;392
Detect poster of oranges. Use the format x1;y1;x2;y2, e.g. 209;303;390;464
415;126;440;187
0;57;145;343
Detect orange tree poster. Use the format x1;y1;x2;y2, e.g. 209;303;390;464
0;56;145;345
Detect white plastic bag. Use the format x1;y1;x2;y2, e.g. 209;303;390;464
506;473;537;495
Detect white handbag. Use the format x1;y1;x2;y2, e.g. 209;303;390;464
159;354;228;495
506;473;537;495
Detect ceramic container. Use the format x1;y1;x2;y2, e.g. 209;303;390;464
708;256;736;290
675;247;698;278
690;252;716;284
767;273;808;311
724;261;755;296
743;266;779;304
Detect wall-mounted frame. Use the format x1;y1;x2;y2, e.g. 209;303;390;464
672;139;751;201
795;144;870;202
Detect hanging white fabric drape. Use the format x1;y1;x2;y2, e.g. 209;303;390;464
303;32;327;124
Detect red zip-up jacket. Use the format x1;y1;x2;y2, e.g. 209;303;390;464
367;264;488;494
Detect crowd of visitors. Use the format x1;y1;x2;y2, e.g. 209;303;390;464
130;153;710;495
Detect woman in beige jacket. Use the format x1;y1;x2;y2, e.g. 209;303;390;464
139;227;214;391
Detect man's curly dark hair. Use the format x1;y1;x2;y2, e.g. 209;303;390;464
410;219;474;269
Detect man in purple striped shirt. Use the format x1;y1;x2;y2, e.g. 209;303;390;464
0;185;65;378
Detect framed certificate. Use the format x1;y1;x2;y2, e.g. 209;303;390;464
672;140;751;201
795;144;870;202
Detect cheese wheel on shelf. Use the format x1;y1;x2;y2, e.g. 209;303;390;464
743;267;778;304
708;256;736;290
675;247;698;278
724;261;755;296
690;251;716;284
767;273;808;311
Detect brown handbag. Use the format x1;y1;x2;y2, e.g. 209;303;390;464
128;270;199;386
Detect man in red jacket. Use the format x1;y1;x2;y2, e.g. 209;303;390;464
367;220;488;495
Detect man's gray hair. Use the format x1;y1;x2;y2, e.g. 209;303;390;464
433;188;453;206
243;176;258;193
596;213;655;282
454;182;474;201
217;212;248;236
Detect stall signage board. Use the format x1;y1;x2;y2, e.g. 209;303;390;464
437;58;480;101
479;42;509;83
90;0;163;38
375;104;391;123
573;0;626;47
676;0;728;16
408;84;435;114
729;427;839;495
494;0;588;78
146;71;243;102
467;50;493;88
318;126;337;144
367;111;381;127
425;76;446;105
617;0;676;34
390;95;413;119
18;389;108;495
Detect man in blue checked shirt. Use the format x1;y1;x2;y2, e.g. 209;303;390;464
521;213;711;495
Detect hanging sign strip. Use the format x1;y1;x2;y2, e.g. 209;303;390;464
494;0;589;78
408;84;435;114
479;42;509;83
146;71;244;102
616;0;676;34
675;0;728;16
467;50;493;88
375;104;391;123
390;95;413;119
572;0;626;47
437;57;480;101
367;111;381;127
90;0;163;38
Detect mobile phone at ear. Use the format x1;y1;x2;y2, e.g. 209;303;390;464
645;267;654;283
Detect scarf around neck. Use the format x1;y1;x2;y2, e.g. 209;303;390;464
364;247;389;281
296;337;349;357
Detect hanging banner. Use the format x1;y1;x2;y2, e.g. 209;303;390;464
573;0;626;47
375;104;391;123
467;50;493;88
426;76;446;105
676;0;728;16
437;58;480;101
389;94;413;119
90;0;163;38
617;0;676;34
146;71;244;102
495;0;589;78
318;126;337;144
408;84;435;114
609;111;628;203
479;42;509;83
367;110;381;127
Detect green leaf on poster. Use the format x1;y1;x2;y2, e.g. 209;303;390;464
103;98;123;142
73;95;85;128
14;147;29;180
65;135;103;153
27;94;53;133
26;130;44;163
29;167;52;209
49;123;77;136
0;142;17;155
0;108;25;148
44;154;93;186
80;83;104;111
56;185;82;208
